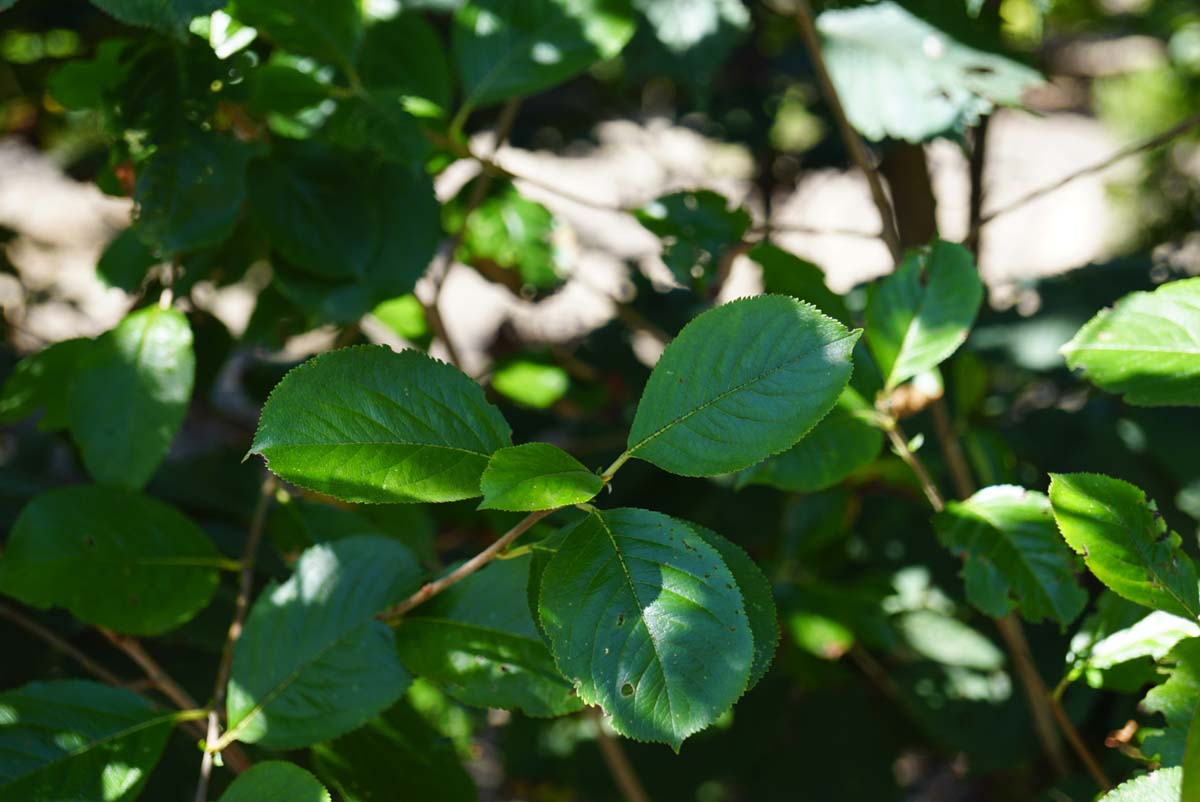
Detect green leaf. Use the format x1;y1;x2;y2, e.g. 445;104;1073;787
1062;277;1200;407
231;0;362;66
226;536;423;749
735;388;882;493
934;485;1087;626
1070;610;1199;689
0;680;177;802
1097;769;1181;802
626;294;859;477
46;39;131;110
0;338;92;431
635;190;751;292
492;354;570;409
0;485;222;635
1049;473;1200;620
817;0;1041;142
69;306;195;489
749;243;848;325
89;0;224;34
396;554;582;716
1186;701;1200;802
250;346;512;503
218;762;330;802
322;90;427;163
133;131;252;257
687;522;778;690
248;144;439;299
865;240;983;392
538;508;754;748
452;183;568;292
454;0;636;109
479;443;603;511
632;0;749;90
359;12;454;111
312;700;475;802
1143;638;1200;766
98;228;157;293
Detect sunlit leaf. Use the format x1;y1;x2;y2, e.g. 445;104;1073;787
479;443;603;511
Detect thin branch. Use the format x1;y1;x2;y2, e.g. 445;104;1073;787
590;708;652;802
881;417;945;512
791;0;903;263
1049;684;1113;790
0;604;123;685
99;629;200;712
380;509;551;624
995;615;1072;779
965;115;991;258
426;100;523;368
972;112;1200;236
195;474;276;802
930;398;975;500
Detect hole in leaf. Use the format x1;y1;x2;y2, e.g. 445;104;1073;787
621;682;634;697
616;613;625;627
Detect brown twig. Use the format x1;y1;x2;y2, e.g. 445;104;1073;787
379;509;551;623
930;398;976;500
426;99;524;368
0;603;123;685
881;417;946;513
99;629;201;711
995;615;1072;779
1049;681;1113;790
590;708;652;802
195;474;276;802
971;112;1200;237
791;0;902;263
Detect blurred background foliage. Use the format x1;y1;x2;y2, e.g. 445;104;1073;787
0;0;1199;800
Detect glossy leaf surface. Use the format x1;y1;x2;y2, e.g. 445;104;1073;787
627;295;858;477
250;346;512;503
479;443;603;511
935;485;1087;626
226;536;423;748
1062;277;1200;407
866;240;982;392
538;508;753;748
1049;473;1200;620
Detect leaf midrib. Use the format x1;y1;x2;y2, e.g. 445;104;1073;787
628;330;857;456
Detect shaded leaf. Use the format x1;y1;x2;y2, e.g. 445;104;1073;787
312;700;475;802
70;307;195;489
0;485;222;635
454;0;636;108
627;294;858;477
250;346;512;503
89;0;224;34
226;536;424;748
1069;609;1199;690
0;338;92;431
1062;277;1200;407
1143;638;1200;766
1049;473;1200;620
133;131;252;257
866;240;983;393
636;190;751;291
97;228;157;293
218;762;330;802
0;680;176;802
538;508;753;748
749;243;848;325
687;521;778;690
735;388;881;493
480;443;603;511
935;485;1087;626
359;12;454;111
818;0;1041;142
231;0;362;66
396;555;581;716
